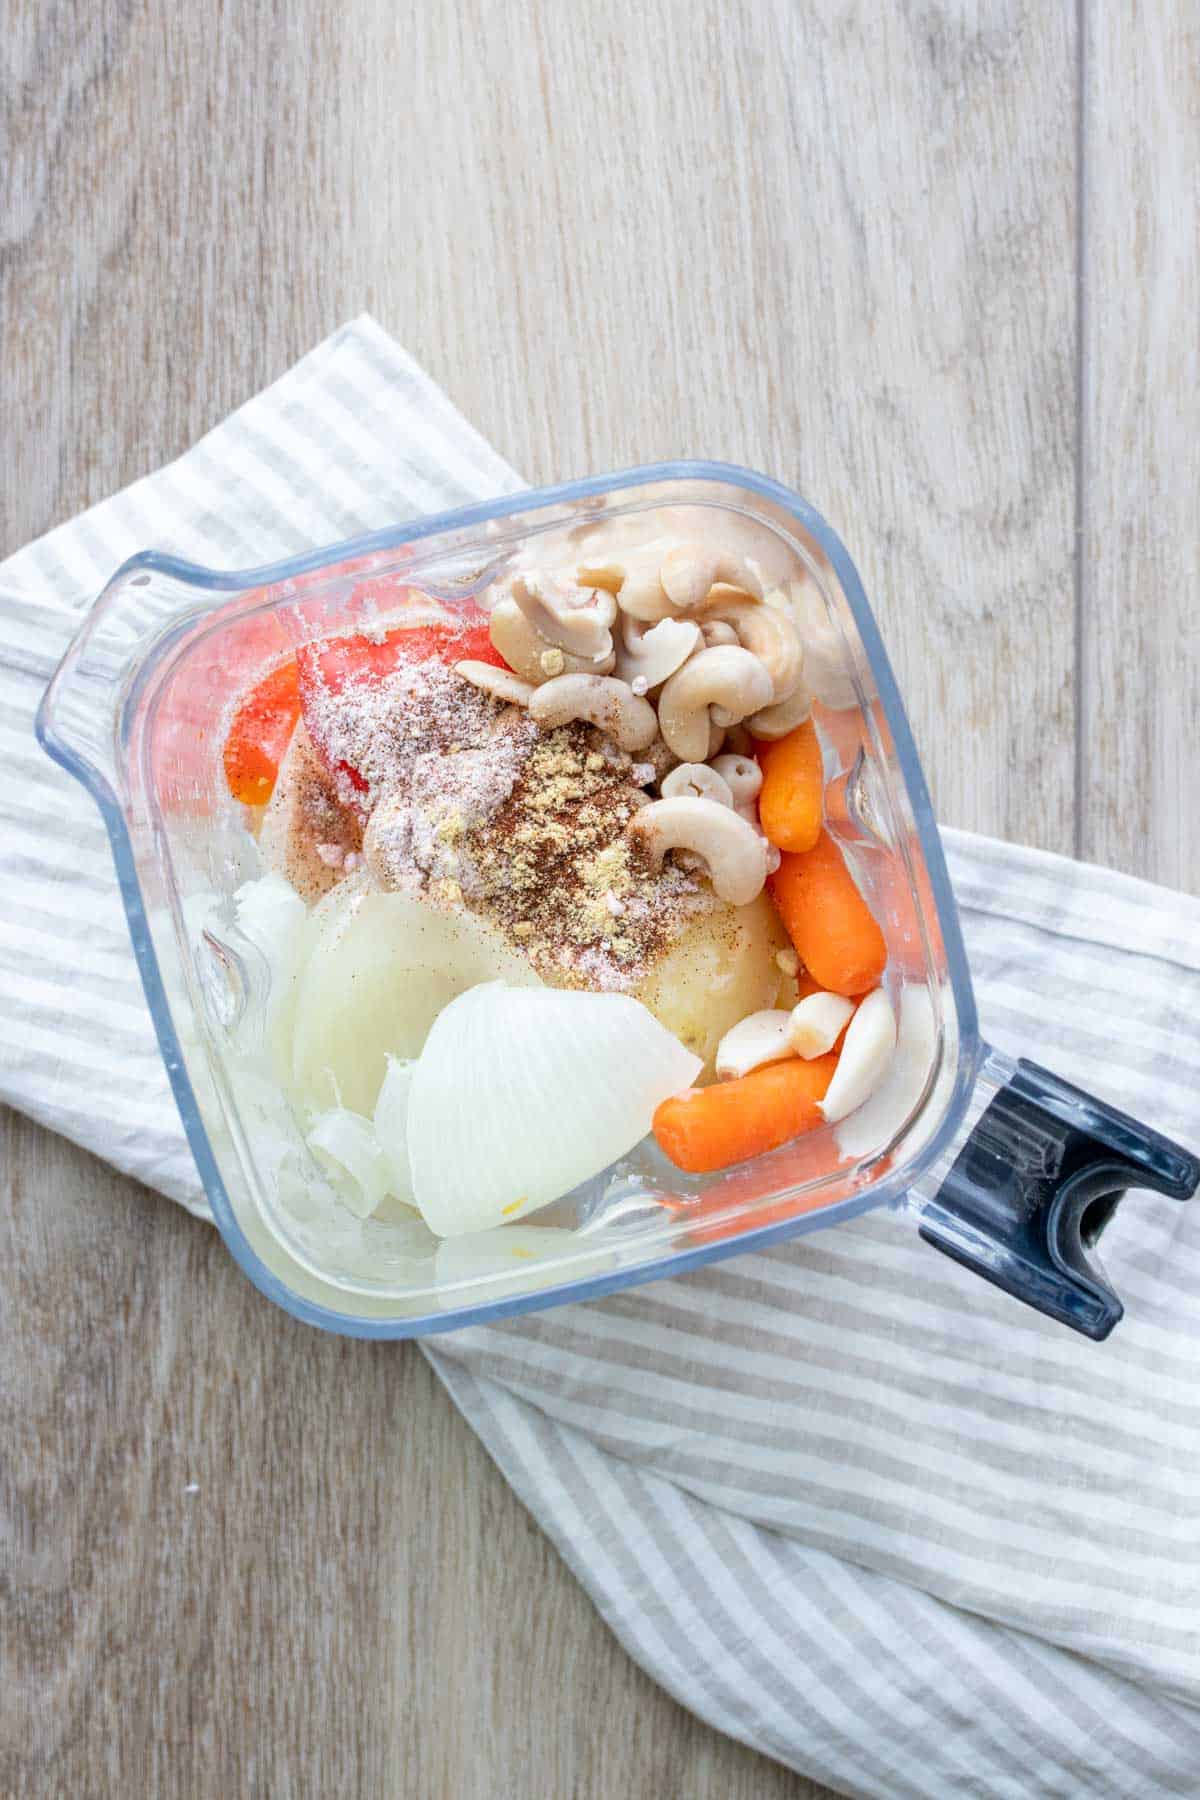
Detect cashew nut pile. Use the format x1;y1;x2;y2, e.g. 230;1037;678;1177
455;540;814;908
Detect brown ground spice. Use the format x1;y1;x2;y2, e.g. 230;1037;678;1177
296;652;710;987
462;724;707;989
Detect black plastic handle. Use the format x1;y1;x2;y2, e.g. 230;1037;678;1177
918;1058;1199;1340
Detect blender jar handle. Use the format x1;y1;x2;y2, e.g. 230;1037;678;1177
914;1053;1199;1340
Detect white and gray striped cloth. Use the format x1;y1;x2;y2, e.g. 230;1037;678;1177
3;319;1199;1798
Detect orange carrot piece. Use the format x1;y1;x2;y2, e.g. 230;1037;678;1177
755;720;824;852
769;829;887;997
653;1054;838;1174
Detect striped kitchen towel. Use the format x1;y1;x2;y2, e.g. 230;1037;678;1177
3;317;1199;1798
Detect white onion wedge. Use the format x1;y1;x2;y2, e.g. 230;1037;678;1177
291;880;541;1114
234;872;308;995
788;992;855;1059
818;988;897;1123
307;1107;394;1218
407;983;702;1237
372;1056;417;1210
714;1009;796;1080
228;872;310;1070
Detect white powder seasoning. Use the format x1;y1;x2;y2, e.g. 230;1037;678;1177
303;646;705;988
303;655;528;813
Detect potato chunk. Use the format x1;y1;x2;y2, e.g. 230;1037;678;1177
634;892;787;1074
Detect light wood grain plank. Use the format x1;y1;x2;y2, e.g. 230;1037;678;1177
0;1107;815;1800
1;0;1089;1795
1079;2;1200;890
341;0;1081;851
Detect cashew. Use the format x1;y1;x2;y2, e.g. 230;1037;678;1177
615;545;766;622
454;660;535;706
702;619;740;648
629;796;769;905
699;590;804;705
659;545;723;611
660;762;735;807
728;554;765;598
710;753;763;812
818;989;896;1122
789;992;855;1059
656;646;773;762
564;501;609;541
613;557;676;623
786;579;860;711
715;1010;797;1080
512;573;616;659
572;559;625;592
661;544;765;610
488;598;615;684
748;678;813;739
528;673;659;752
613;615;702;692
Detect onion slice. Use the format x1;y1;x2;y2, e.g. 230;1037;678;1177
373;1056;417;1210
290;879;540;1114
232;872;308;1009
226;872;310;1070
407;983;702;1237
307;1107;394;1218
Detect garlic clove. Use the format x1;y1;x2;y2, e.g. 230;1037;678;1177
836;985;936;1159
818;989;896;1122
788;991;855;1059
714;1009;797;1080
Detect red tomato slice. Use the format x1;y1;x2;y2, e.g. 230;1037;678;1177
222;659;302;806
221;604;508;807
297;610;502;695
294;606;508;796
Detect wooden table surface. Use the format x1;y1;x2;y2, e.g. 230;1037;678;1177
3;3;1196;1795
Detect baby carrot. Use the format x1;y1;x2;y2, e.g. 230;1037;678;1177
755;720;823;852
653;1053;838;1174
769;829;887;997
